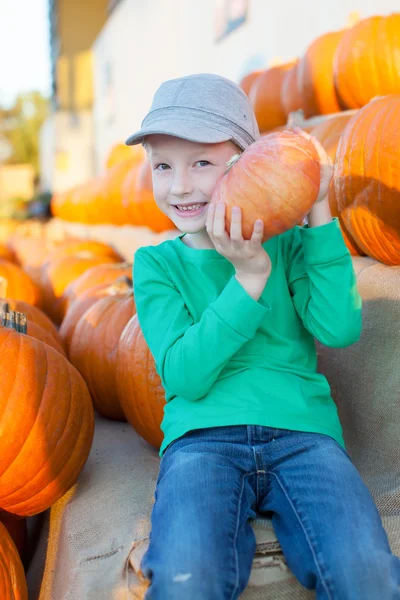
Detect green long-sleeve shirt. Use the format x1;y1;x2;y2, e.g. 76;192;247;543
133;218;362;456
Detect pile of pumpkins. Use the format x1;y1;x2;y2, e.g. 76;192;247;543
51;143;174;231
0;232;164;598
239;13;400;266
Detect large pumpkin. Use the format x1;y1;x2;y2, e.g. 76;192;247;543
281;61;303;116
0;280;63;345
0;312;94;516
60;277;133;354
297;30;343;117
334;14;400;109
0;522;27;600
62;261;132;314
212;131;320;241
117;314;165;448
0;513;27;563
101;157;139;225
311;113;363;256
0;244;14;262
69;281;135;420
0;260;40;306
249;63;295;132
334;95;400;265
46;239;123;263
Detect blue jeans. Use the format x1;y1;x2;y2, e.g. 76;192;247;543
141;425;400;599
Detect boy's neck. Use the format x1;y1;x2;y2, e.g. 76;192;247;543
181;231;215;250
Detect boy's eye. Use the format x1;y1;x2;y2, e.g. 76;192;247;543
154;163;170;171
196;160;211;167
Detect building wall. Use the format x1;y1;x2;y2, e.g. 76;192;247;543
92;0;400;172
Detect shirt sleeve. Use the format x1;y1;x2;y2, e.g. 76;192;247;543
285;218;362;348
133;247;271;402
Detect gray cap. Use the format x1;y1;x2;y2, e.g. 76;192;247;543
125;73;260;151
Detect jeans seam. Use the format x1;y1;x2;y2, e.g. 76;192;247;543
229;471;257;600
268;471;334;600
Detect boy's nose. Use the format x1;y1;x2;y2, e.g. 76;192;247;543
171;173;194;197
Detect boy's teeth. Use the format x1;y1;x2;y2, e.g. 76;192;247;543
177;203;203;211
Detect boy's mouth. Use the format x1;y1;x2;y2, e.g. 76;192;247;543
172;202;208;217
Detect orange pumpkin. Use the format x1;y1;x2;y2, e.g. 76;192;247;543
0;244;14;262
281;61;303;116
334;95;400;265
0;260;40;306
310;113;364;256
123;160;175;232
117;315;165;448
69;281;136;420
0;513;27;564
239;70;263;96
0;522;27;600
0;313;94;516
212;131;320;242
46;239;123;263
62;262;132;314
101;158;139;225
334;14;400;109
0;280;63;345
60;277;133;354
297;30;344;117
249;63;295;132
105;143;145;170
41;252;121;324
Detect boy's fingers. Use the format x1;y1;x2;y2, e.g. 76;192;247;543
249;220;264;248
206;202;215;233
230;206;243;243
213;202;227;237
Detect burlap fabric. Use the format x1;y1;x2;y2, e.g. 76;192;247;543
26;257;400;599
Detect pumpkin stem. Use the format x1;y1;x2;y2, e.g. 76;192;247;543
110;275;133;294
0;276;7;298
1;310;27;334
0;300;10;315
225;153;242;172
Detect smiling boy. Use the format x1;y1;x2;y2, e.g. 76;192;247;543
127;74;400;599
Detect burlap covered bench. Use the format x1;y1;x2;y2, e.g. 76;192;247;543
26;257;400;599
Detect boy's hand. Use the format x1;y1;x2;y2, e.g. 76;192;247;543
206;202;271;300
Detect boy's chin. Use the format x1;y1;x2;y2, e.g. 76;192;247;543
172;217;207;234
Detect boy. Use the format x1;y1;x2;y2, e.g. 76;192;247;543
127;74;400;599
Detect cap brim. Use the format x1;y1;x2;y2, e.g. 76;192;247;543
125;120;232;146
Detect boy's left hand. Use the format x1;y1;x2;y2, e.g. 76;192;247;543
293;127;333;203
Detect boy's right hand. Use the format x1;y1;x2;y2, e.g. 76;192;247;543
206;202;271;301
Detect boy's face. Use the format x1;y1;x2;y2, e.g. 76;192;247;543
146;135;240;233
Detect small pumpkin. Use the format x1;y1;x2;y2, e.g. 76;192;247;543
117;314;165;448
297;30;344;117
0;311;94;516
334;95;400;265
249;63;295;132
0;260;40;306
334;14;400;109
0;522;27;600
0;512;27;563
69;279;136;420
212;131;320;242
